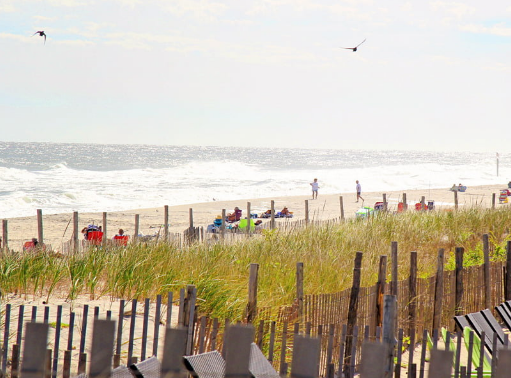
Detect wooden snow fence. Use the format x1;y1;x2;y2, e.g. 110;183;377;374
14;320;511;378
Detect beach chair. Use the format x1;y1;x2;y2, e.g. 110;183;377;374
113;235;129;246
129;356;161;378
495;301;511;330
23;240;36;251
183;350;225;378
87;231;104;245
454;309;507;355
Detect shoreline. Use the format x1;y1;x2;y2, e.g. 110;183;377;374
3;183;510;251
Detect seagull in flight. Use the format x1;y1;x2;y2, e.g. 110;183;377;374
32;31;46;44
341;39;366;52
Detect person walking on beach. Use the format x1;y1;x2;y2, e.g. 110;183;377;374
310;178;319;199
356;180;364;203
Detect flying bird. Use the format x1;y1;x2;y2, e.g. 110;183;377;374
340;39;366;52
32;31;46;44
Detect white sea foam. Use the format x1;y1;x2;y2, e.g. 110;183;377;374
0;142;508;218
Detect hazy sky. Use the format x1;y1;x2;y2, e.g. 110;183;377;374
1;0;510;152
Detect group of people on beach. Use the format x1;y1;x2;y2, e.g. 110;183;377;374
310;178;364;202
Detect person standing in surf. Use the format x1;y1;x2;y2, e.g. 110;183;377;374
310;178;319;199
356;180;364;203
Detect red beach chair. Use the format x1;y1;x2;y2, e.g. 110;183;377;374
87;231;104;245
113;235;129;246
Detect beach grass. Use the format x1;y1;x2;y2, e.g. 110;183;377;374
2;208;511;319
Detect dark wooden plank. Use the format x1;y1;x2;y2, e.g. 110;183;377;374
12;344;20;378
127;299;137;365
16;305;25;347
375;255;387;331
268;321;276;363
419;329;427;378
153;294;162;357
62;351;71;378
79;305;89;355
344;252;363;375
2;303;11;373
31;307;37;323
67;312;75;352
409;252;417;338
483;234;491;309
296;262;304;322
51;305;63;378
141;298;150;361
455;247;464;316
246;263;259;323
279;322;288;375
433;249;445;331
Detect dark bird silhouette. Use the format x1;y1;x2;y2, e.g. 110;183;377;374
341;39;366;52
32;31;46;44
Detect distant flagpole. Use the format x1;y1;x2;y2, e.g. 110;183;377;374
497;152;499;177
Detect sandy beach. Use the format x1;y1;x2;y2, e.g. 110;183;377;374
3;183;510;252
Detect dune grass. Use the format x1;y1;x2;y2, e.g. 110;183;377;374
1;207;511;319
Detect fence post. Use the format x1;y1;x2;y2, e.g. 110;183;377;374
455;247;464;316
390;242;398;296
344;252;363;376
409;252;417;339
403;193;407;210
270;200;275;229
483;234;491;309
73;212;79;253
506;241;511;301
164;205;169;242
382;295;397;378
296;262;304;321
134;214;140;241
433;249;445;331
37;209;44;246
375;256;387;331
340;196;345;220
305;200;309;225
492;193;496;209
246;202;251;235
454;191;458;210
102;212;107;246
2;219;8;251
221;209;226;239
245;263;258;323
183;285;197;355
188;209;193;228
383;194;387;212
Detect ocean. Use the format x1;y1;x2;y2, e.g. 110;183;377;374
0;142;507;218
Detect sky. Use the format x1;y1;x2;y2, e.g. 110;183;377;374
1;0;510;152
